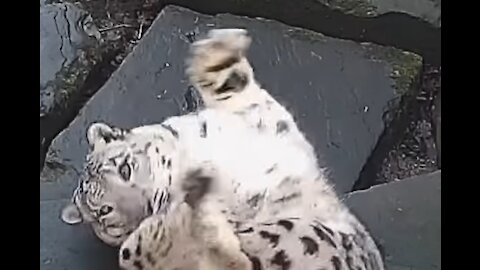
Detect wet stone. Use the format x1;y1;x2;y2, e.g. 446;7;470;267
40;2;100;118
316;0;441;27
40;5;421;201
345;170;441;270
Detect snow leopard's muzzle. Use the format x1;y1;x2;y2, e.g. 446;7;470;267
60;184;150;247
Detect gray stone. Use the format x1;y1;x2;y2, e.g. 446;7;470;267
345;170;441;270
40;2;100;118
316;0;441;27
434;90;441;167
40;5;421;201
40;199;118;270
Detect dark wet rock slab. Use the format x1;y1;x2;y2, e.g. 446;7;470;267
40;5;421;200
40;2;100;118
156;0;440;65
316;0;441;27
40;2;103;170
345;170;441;270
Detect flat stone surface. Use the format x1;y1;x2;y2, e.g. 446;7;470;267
40;199;118;270
41;5;421;201
40;2;100;117
345;170;441;270
316;0;441;27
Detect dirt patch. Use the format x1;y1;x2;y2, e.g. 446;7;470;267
63;0;162;66
354;63;441;189
376;64;440;182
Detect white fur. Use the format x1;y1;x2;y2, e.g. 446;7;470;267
65;28;384;270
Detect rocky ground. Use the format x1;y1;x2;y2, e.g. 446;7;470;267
355;63;441;189
376;64;441;183
41;0;441;187
40;0;441;269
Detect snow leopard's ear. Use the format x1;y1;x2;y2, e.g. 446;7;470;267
87;122;129;149
60;202;83;225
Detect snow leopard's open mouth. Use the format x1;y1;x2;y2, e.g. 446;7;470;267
69;192;135;246
91;222;130;247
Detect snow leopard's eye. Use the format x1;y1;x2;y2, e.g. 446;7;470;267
99;205;113;216
118;160;132;182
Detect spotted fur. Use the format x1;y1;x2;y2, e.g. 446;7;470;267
61;29;384;270
119;165;252;270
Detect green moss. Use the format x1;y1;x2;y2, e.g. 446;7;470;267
317;0;378;17
383;48;423;96
283;27;328;44
362;44;423;96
